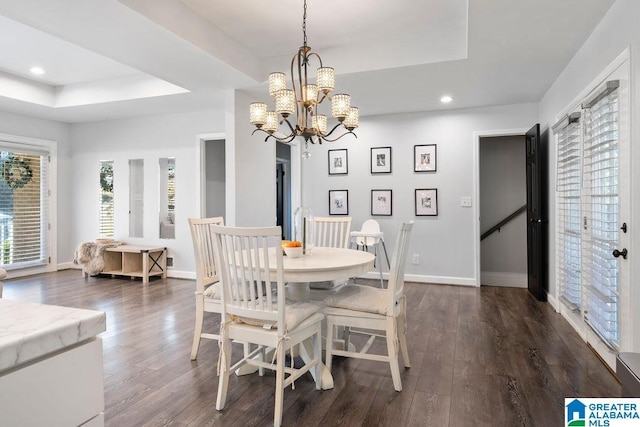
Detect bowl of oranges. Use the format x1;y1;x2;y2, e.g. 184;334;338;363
282;240;303;258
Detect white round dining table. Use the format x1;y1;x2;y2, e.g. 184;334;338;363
266;246;375;301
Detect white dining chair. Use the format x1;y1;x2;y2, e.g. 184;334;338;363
324;221;414;392
313;216;352;248
188;217;225;360
349;219;390;288
211;224;323;427
310;216;352;290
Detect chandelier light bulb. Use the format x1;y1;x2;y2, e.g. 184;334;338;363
317;67;335;93
312;114;327;135
275;89;295;116
331;94;351;120
249;102;267;126
344;107;359;130
269;72;287;96
265;111;279;133
303;84;319;106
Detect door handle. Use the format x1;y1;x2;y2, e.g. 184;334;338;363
530;218;543;224
613;248;628;260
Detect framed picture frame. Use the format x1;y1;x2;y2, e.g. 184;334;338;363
329;190;349;215
328;149;348;175
371;189;392;216
415;188;438;216
370;146;392;174
414;144;437;172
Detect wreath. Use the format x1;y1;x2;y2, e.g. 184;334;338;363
1;156;33;189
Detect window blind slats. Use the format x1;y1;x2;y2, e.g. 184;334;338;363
582;89;620;350
0;150;49;268
555;117;582;310
99;161;114;238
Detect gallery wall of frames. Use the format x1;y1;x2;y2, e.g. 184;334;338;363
326;145;438;217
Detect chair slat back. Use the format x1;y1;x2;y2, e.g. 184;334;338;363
209;225;285;329
313;216;352;248
387;221;414;313
188;217;224;294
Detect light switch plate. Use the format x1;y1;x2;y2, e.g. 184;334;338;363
461;197;472;207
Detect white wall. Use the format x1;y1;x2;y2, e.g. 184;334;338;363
229;90;276;227
539;0;640;349
479;135;527;286
301;103;538;284
68;109;224;275
0;110;70;274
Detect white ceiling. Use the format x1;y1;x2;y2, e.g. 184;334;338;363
0;0;615;123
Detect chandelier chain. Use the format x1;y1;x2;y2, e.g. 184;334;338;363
302;0;307;47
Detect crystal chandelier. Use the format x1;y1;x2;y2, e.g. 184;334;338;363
249;0;358;153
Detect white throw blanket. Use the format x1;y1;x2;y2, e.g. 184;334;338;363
73;241;122;276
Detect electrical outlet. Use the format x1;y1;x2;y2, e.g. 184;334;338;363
167;256;174;269
412;254;420;265
461;197;472;207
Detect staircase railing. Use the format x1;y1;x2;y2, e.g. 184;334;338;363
481;204;527;241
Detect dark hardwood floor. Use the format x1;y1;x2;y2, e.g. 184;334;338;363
3;270;620;426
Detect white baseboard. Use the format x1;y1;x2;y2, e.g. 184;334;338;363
546;292;559;312
59;262;77;270
167;270;195;280
359;271;478;287
57;262;194;280
481;271;527;288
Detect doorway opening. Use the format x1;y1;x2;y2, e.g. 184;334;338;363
276;142;292;240
478;134;527;288
204;139;226;218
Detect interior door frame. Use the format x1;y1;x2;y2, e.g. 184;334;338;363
473;128;529;287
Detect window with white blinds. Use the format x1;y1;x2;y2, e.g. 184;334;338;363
0;148;49;269
581;83;620;350
99;161;114;237
554;113;582;311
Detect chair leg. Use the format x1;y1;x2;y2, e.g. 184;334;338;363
398;311;411;368
190;298;204;360
325;317;335;373
343;326;351;349
258;344;265;376
386;317;402;392
274;342;286;427
313;323;322;390
216;334;232;410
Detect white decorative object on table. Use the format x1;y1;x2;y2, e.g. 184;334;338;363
284;246;303;258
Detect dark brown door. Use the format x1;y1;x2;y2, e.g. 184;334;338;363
526;124;547;301
276;163;285;239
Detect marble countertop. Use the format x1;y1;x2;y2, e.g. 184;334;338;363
0;299;106;373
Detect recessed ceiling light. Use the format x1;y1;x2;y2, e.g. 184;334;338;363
30;67;45;75
440;95;452;103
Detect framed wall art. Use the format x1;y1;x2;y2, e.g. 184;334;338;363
415;188;438;216
371;189;392;216
329;189;349;215
414;144;437;172
370;146;392;174
328;149;348;175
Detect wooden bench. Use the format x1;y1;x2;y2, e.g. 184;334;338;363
82;245;167;284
